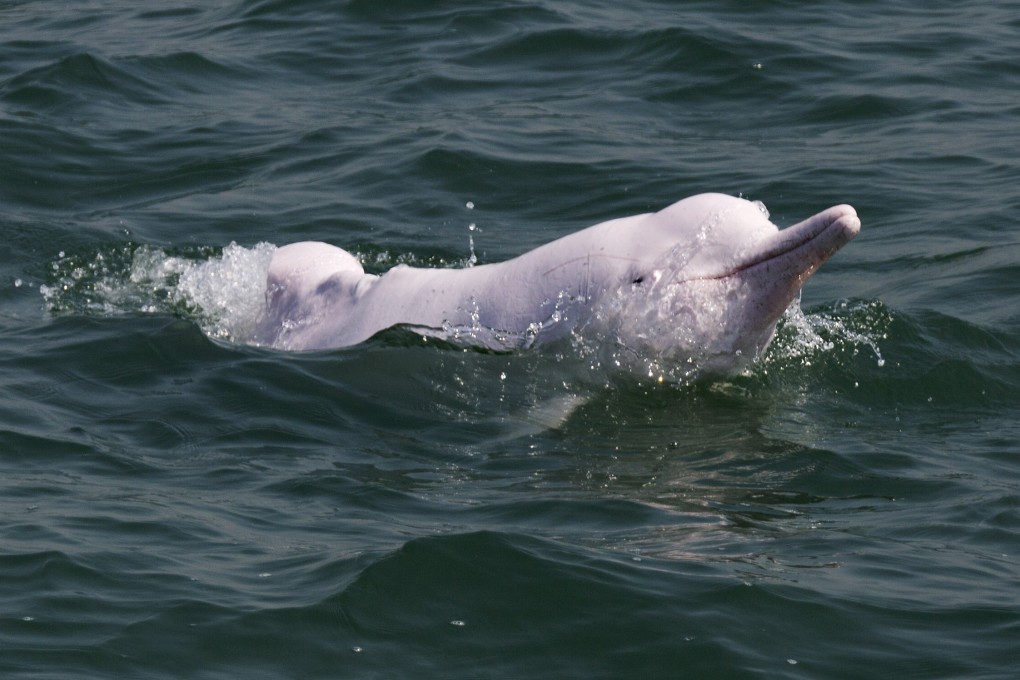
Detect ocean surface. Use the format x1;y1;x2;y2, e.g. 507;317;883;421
2;1;1019;677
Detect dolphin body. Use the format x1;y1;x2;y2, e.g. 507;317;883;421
255;193;860;374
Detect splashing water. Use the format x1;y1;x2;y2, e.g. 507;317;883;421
570;288;888;386
42;242;275;344
433;289;588;352
765;300;888;370
40;242;886;383
170;243;276;341
567;244;783;384
465;200;479;268
466;223;479;268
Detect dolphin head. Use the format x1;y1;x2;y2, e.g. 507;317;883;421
591;194;861;377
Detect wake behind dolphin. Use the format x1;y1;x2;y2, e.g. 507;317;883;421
254;193;860;377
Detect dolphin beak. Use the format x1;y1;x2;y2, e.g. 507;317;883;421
780;204;861;267
735;203;861;323
705;204;861;282
679;203;861;350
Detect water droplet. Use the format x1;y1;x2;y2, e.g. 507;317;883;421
450;619;466;627
465;201;474;210
258;572;272;578
787;658;798;665
14;278;22;288
352;646;363;653
467;224;478;267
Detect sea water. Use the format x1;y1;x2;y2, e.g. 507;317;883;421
2;2;1019;678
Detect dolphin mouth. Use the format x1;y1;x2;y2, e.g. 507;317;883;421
699;204;861;281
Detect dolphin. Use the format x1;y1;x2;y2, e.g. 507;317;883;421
254;193;860;374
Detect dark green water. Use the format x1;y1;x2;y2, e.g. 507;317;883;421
2;1;1019;678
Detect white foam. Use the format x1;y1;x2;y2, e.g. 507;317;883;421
172;242;277;342
42;242;276;345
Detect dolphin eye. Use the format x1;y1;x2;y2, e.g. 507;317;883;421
632;276;644;285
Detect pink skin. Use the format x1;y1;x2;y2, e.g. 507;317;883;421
255;194;860;372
